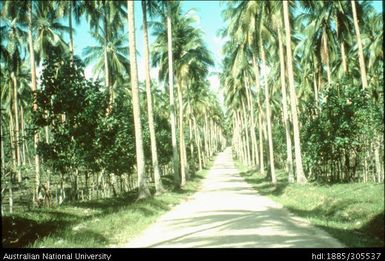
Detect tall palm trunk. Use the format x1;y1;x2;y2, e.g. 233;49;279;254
127;1;150;199
193;115;203;171
11;72;21;182
188;104;196;176
166;5;180;188
252;55;265;175
260;40;277;184
245;79;259;167
277;25;294;183
103;5;112;109
241;99;251;166
204;114;210;159
20;106;29;165
177;81;186;186
28;2;41;199
335;15;348;73
69;1;74;61
351;0;368;89
283;1;307;184
321;31;331;85
142;1;164;194
104;25;112;109
1;123;5;174
313;61;319;109
9;110;17;178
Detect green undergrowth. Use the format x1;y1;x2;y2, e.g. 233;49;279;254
2;166;210;248
237;163;384;247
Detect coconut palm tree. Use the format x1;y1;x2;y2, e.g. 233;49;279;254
83;29;130;104
1;8;28;182
32;3;70;65
283;1;307;184
83;1;127;109
350;0;368;89
127;1;151;200
152;2;213;186
57;1;86;60
141;0;164;195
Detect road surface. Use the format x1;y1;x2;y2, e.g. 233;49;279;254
126;147;344;248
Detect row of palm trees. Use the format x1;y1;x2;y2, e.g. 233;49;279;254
221;1;383;183
1;0;226;208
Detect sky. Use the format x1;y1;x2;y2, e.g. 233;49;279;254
70;0;383;105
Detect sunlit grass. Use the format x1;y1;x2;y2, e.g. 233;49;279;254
237;162;384;247
2;167;209;248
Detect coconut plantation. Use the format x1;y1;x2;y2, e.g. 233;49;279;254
0;1;383;249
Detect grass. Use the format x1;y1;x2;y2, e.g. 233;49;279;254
237;163;384;247
2;166;210;248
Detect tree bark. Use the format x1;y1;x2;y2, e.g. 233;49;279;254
177;81;187;186
167;5;180;188
127;1;151;199
245;78;259;167
321;30;331;85
28;1;41;199
351;0;368;88
9;111;17;178
241;99;251;166
192;115;202;171
277;25;294;183
252;55;265;175
260;41;277;184
283;1;307;184
142;1;164;194
1;123;5;172
335;14;348;73
69;1;74;61
104;6;112;111
12;73;22;182
20;106;29;165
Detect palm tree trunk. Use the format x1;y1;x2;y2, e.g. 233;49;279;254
28;1;41;198
1;123;5;172
335;15;348;73
241;99;251;166
104;45;111;106
188;105;196;176
237;111;246;165
321;31;331;86
351;0;368;89
166;5;180;188
374;138;382;183
252;55;265;175
260;41;276;184
103;9;112;110
45;125;51;190
9;177;13;214
177;81;186;186
313;62;319;109
283;1;307;184
235;112;242;163
278;25;294;183
9;110;17;177
193;115;202;171
127;1;150;200
245;79;259;167
142;1;164;194
69;1;74;61
12;73;22;182
20;106;29;165
204;114;211;159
